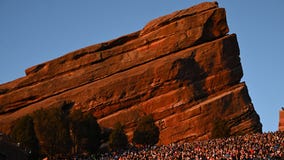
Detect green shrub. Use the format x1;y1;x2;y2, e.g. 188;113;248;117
33;108;72;157
10;115;40;160
69;109;101;154
109;122;128;151
132;115;159;145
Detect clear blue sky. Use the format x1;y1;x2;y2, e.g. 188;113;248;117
0;1;283;132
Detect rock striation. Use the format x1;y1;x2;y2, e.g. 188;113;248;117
0;2;262;144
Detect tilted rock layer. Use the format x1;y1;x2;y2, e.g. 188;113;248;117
0;2;261;144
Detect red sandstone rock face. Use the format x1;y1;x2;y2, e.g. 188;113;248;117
0;2;262;144
279;110;284;131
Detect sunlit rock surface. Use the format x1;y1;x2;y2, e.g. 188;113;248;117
0;2;262;144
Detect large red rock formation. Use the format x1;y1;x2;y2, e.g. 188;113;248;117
0;2;261;144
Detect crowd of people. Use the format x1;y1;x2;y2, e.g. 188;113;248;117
99;131;283;160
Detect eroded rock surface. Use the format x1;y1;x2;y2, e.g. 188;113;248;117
0;2;262;144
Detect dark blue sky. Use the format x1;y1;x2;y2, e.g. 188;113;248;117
1;0;283;132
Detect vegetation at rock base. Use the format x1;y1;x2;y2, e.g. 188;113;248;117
33;108;72;157
9;107;102;159
10;115;40;160
9;109;163;158
211;119;231;139
69;109;101;154
132;115;160;146
109;122;128;151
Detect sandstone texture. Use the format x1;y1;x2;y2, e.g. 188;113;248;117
279;110;284;131
0;2;262;144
